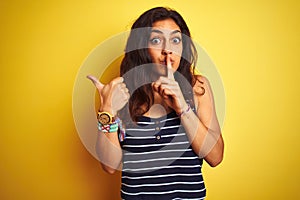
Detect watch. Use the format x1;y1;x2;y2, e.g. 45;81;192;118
97;111;115;125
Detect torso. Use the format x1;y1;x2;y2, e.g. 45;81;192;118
120;110;206;200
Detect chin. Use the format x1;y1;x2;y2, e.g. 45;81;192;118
151;64;167;78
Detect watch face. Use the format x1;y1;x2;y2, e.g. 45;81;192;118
98;113;111;125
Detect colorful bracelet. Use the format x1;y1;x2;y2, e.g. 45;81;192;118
177;103;191;117
98;122;118;133
97;117;126;142
115;117;126;142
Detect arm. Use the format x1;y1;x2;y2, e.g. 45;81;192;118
96;127;122;174
152;55;224;167
180;75;224;167
87;75;130;174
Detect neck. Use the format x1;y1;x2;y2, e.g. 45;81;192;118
143;91;172;118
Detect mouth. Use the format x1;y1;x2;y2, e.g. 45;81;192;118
159;61;166;65
159;60;174;66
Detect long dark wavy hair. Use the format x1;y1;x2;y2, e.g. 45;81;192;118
119;7;199;123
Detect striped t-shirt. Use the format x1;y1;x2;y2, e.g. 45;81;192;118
120;111;206;200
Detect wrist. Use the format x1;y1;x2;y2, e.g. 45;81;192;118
99;106;116;116
98;122;118;133
97;116;126;142
177;103;191;117
176;102;188;114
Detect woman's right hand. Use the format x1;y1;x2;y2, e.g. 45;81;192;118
87;75;130;115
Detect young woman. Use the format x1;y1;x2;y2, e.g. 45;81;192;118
88;7;224;200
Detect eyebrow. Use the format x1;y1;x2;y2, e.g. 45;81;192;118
151;29;181;35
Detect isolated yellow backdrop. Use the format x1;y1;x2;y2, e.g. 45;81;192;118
1;0;299;199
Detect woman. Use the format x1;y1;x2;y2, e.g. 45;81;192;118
88;7;224;200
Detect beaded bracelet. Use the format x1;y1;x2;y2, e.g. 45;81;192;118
177;103;191;117
115;117;126;142
98;122;118;133
97;117;126;142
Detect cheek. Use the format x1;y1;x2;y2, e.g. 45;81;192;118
174;51;182;67
148;48;160;61
172;45;183;57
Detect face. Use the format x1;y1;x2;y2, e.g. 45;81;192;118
148;18;183;76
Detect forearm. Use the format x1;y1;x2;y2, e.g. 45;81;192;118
87;75;129;173
180;107;224;167
96;131;122;174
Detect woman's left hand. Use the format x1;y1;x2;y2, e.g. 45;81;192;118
152;55;188;114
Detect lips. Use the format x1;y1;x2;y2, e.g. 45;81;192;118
159;59;174;66
159;62;174;66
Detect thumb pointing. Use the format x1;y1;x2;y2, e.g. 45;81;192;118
86;75;104;90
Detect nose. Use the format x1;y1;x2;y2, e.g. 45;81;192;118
162;49;172;55
161;39;173;55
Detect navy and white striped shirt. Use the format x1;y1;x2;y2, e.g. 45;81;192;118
120;111;206;200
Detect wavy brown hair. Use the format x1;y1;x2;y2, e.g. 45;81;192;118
119;7;198;123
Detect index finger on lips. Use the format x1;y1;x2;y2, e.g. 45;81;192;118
166;55;175;80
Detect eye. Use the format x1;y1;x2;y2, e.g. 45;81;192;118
172;37;182;44
149;37;161;45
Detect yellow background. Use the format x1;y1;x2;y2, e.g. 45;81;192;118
1;0;299;199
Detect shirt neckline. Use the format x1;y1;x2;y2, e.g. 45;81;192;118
138;110;177;121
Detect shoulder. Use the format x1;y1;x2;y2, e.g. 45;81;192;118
192;75;216;116
193;75;211;96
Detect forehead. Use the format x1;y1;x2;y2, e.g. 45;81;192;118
151;18;181;32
